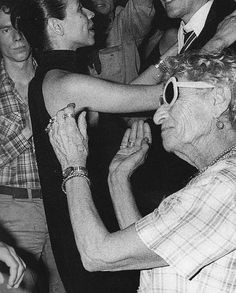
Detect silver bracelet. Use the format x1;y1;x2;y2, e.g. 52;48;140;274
154;58;170;74
61;172;91;195
63;166;88;179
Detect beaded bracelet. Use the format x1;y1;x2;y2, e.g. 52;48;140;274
61;172;91;195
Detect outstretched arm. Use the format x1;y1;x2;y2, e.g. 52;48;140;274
43;71;162;117
108;120;152;229
131;42;178;85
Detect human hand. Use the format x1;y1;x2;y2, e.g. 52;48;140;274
0;241;26;289
201;10;236;53
109;120;152;179
48;104;88;170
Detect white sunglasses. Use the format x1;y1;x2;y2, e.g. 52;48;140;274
162;76;215;106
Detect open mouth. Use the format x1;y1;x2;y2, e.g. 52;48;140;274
94;4;107;10
13;45;26;50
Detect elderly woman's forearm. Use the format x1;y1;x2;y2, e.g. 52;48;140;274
108;174;142;229
65;176;111;271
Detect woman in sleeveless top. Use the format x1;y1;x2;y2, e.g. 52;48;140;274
10;1;163;292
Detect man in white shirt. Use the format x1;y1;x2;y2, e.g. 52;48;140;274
161;0;236;54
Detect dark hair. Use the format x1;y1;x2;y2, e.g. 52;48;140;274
0;0;17;15
11;0;68;52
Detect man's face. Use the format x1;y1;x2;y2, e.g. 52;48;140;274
160;0;208;23
90;0;115;15
0;9;31;63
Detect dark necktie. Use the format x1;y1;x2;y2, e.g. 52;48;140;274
180;30;197;53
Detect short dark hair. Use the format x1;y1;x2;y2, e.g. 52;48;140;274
0;0;19;15
11;0;68;52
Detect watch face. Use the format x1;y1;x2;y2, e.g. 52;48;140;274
63;166;74;178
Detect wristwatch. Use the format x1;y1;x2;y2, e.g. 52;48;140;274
62;166;88;179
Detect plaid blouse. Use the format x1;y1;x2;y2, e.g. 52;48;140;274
136;157;236;293
0;59;40;188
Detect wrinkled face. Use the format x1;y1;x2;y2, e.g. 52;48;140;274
153;76;214;154
160;0;208;23
90;0;115;15
63;0;95;50
0;9;31;62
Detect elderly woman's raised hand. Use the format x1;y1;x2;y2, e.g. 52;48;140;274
47;104;88;170
0;241;26;289
109;120;152;179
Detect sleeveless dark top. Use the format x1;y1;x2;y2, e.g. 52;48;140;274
28;50;98;293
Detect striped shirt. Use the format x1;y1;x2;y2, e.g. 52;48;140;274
136;157;236;293
0;59;40;188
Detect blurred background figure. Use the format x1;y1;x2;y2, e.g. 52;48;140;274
83;0;155;84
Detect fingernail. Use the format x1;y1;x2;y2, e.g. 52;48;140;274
67;103;75;108
143;137;151;145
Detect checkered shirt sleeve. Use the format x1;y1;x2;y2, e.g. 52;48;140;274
0;110;31;167
0;60;40;188
136;159;236;291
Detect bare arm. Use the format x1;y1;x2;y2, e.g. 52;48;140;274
108;121;152;228
43;71;162;116
48;108;168;272
200;10;236;54
131;42;178;85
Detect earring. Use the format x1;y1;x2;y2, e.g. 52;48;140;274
216;118;224;130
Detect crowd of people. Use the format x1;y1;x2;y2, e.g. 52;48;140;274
0;0;235;292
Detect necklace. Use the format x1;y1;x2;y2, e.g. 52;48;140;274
198;143;236;175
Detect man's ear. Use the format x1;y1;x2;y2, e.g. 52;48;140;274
212;86;231;117
47;18;64;36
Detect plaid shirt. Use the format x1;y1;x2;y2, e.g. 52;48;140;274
0;59;40;188
136;157;236;293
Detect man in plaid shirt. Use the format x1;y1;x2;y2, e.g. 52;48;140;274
0;1;65;292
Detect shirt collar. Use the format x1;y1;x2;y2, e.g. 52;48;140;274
178;0;214;52
0;57;37;86
183;0;214;36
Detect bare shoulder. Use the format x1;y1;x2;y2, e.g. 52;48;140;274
42;69;96;116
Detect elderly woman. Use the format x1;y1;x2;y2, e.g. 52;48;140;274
48;50;236;293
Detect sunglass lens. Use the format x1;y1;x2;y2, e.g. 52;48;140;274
165;82;174;104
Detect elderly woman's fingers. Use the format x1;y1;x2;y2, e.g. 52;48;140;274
143;122;152;145
77;111;87;140
47;107;89;169
128;121;138;147
136;120;145;146
120;128;131;149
